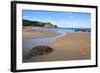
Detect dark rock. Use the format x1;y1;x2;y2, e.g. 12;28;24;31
31;45;54;56
75;28;91;32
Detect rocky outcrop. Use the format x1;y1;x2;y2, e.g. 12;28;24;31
31;45;54;56
75;28;91;32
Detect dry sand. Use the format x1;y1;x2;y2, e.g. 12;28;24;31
49;32;91;60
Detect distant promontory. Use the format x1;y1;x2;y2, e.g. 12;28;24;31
23;20;57;28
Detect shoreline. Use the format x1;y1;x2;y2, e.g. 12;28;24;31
22;29;61;39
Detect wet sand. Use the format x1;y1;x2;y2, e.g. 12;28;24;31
22;29;61;39
23;31;91;62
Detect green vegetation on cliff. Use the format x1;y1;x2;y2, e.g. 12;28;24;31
23;19;57;28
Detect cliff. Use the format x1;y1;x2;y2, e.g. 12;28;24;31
23;19;57;28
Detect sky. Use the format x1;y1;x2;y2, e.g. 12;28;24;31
23;10;91;28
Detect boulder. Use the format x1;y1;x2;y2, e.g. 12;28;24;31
31;45;54;56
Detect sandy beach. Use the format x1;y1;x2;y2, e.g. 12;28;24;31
50;32;91;60
23;29;91;62
22;29;61;39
